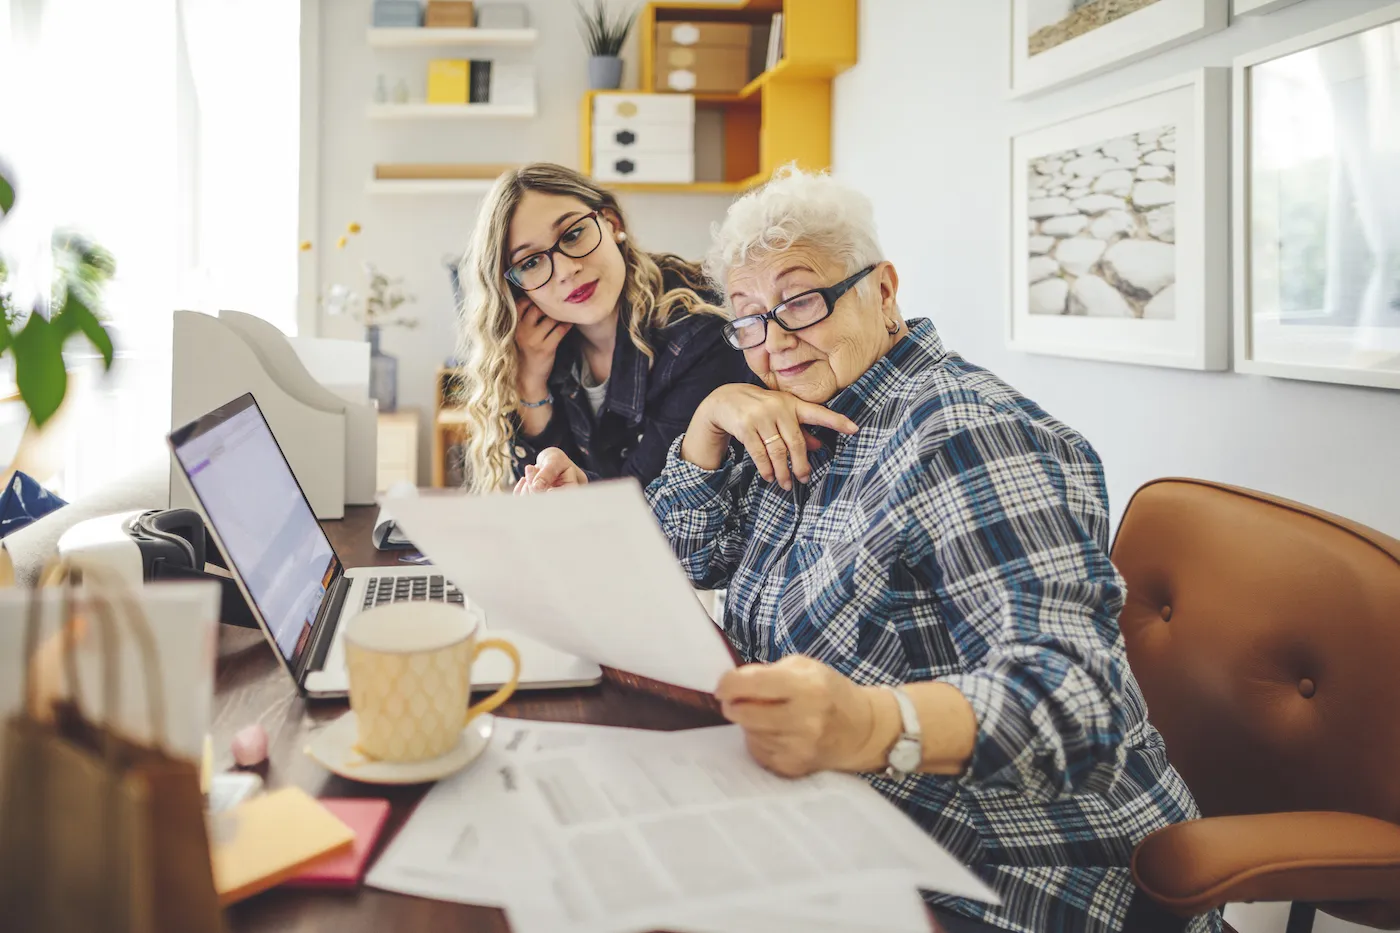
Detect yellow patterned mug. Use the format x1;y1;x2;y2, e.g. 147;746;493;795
343;600;520;762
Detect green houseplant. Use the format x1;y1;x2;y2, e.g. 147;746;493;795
0;162;116;428
575;0;638;90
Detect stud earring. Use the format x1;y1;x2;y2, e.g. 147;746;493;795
616;231;627;243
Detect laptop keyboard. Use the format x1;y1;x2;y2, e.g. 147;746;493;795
361;574;465;611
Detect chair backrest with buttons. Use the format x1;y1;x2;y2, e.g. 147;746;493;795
1110;478;1400;825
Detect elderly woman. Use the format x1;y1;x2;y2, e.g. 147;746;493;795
522;169;1209;933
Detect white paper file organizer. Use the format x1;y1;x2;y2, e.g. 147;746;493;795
170;310;348;519
218;311;378;506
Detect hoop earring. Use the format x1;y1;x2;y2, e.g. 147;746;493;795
885;318;899;336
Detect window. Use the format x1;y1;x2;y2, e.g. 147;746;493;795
0;0;301;498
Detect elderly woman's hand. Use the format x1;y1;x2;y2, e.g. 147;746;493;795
681;384;858;490
715;655;885;778
514;447;588;495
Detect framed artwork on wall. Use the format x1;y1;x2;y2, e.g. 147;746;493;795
1010;0;1228;97
1234;3;1400;390
1233;0;1305;15
1008;68;1229;370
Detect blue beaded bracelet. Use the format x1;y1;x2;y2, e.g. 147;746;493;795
520;392;553;409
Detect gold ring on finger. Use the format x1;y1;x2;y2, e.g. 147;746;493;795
762;434;784;446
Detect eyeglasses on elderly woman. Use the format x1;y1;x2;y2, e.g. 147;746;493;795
721;264;877;350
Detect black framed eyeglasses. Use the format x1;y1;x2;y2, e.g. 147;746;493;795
722;264;878;350
506;211;604;291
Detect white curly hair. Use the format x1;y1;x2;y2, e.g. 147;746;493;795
703;165;886;311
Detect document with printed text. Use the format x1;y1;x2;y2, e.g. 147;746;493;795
366;720;998;933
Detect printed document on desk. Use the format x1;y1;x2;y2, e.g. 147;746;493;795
379;481;734;693
366;720;998;933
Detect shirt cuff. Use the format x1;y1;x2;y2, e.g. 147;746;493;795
650;434;734;510
936;669;1032;792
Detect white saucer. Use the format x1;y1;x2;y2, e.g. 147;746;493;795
305;711;494;785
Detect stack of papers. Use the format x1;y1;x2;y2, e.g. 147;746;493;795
367;719;998;933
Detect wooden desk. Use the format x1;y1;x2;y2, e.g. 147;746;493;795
215;505;726;932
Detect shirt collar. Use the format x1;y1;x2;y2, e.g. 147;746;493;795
823;318;945;427
548;313;648;424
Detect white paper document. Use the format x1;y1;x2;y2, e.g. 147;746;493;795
380;481;735;693
367;719;998;933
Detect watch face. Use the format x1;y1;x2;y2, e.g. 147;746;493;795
890;737;921;774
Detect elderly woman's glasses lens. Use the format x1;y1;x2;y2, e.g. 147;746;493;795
506;212;604;291
722;265;878;350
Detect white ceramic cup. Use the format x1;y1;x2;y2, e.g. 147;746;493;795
343;601;519;762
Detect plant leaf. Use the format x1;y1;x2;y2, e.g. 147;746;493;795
0;173;13;218
54;289;114;369
12;313;67;428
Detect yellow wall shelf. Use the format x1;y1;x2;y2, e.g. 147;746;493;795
580;0;857;195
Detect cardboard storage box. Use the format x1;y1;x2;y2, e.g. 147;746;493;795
372;0;422;27
655;21;753;93
592;93;695;184
425;1;474;27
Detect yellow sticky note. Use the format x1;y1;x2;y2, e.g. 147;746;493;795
427;59;469;104
209;787;354;905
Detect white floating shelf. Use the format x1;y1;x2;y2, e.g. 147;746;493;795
367;27;538;47
365;179;495;195
366;102;536;120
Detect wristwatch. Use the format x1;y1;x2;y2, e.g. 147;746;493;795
881;685;922;782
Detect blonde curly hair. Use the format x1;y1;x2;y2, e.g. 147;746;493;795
456;163;722;493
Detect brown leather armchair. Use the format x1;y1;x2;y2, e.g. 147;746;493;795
1111;479;1400;932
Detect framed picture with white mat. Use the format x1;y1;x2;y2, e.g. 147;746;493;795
1010;0;1228;97
1009;68;1230;370
1233;3;1400;390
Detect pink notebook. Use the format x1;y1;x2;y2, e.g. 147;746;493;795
282;798;391;890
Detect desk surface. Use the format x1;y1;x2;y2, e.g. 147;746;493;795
215;505;728;932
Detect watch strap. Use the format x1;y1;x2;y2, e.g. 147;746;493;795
881;685;922;782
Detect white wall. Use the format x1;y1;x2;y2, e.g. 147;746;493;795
313;0;733;482
832;3;1392;931
833;0;1400;541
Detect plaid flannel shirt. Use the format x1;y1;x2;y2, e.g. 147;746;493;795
646;319;1217;933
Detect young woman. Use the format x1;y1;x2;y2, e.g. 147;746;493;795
457;163;752;493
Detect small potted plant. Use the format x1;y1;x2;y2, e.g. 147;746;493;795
575;0;638;91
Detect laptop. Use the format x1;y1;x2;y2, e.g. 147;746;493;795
168;392;602;699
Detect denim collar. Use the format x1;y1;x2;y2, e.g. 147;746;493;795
549;312;647;425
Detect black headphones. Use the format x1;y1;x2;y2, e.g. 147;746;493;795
130;509;257;628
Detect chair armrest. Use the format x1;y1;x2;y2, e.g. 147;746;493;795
1132;811;1400;916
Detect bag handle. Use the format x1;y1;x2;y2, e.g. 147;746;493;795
21;558;169;749
20;558;82;721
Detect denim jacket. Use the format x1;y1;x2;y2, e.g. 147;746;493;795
511;271;754;486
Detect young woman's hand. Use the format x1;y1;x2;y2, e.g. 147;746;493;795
513;447;588;495
680;384;858;490
514;295;570;401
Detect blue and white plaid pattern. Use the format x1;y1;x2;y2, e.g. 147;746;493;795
646;319;1217;933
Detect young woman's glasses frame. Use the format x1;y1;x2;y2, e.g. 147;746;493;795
505;211;605;291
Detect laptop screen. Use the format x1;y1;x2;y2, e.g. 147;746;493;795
170;394;339;668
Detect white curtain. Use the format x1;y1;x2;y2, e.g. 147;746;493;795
0;0;301;498
177;0;301;332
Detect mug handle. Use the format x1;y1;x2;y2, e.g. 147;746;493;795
465;637;521;723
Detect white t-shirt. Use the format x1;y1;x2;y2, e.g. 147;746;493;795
576;362;609;418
